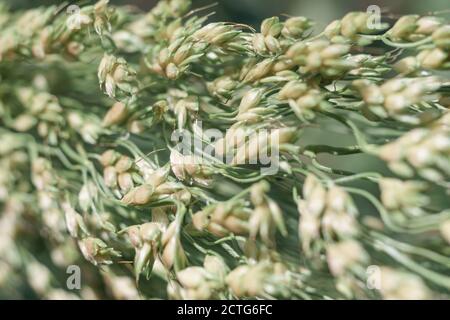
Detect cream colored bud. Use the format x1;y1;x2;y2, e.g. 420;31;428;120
78;237;100;264
126;225;142;248
103;102;128;127
13;114;36;132
282;17;311;38
145;165;169;188
302;174;321;199
118;172;134;192
384;94;409;114
415;16;441;35
353;79;384;105
440;220;450;244
406;145;432;168
78;181;97;212
272;58;296;73
112;64;128;82
296;90;321;109
304;52;322;71
131;184;154;205
394;56;418;74
158;48;170;67
326;240;367;276
205;25;230;41
162;236;186;270
139;222;161;243
173;43;192;65
103;166;117;188
286;41;307;58
261;17;281;37
62;202;84;238
320;44;349;59
264;35;280;53
278;81;307;100
326;186;348;212
379;267;431;300
340;13;357;37
379;178;402;209
250;180;269;206
177;267;206;288
115;155;133;173
204;255;228;280
128;120;145;134
324;20;341;39
388;15;419;40
226;265;250;297
238;88;264;114
243;59;273;82
302;175;326;215
252;33;267;54
420;48;447;69
166;62;179;80
192;23;217;40
192;210;210;231
151;210;169;233
100;149;118;167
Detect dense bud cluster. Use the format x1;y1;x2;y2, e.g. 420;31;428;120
377;125;450;181
354;77;441;123
0;0;449;300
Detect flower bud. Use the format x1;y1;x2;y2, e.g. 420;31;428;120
122;184;154;206
103;102;128;127
118;172;134;192
100;149;119;167
379;267;431;299
324;20;341;39
126;225;142;248
62;202;87;238
115;155;133;173
282;17;311;38
420;48;447;69
78;181;97;212
432;25;450;48
238;88;264;114
243;59;273;83
103;166;117;188
173;43;192;65
252;33;267;54
78;237;120;266
166;62;179;80
440;220;450;244
415;16;442;35
192;209;210;231
388;15;419;41
278;81;307;100
264;35;281;53
204;255;229;281
326;240;368;276
162;236;186;271
394;56;418;74
320;44;349;59
177;267;207;288
261;17;282;37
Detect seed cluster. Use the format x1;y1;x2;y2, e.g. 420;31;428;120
0;0;449;300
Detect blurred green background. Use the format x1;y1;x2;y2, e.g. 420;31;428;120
4;0;450;30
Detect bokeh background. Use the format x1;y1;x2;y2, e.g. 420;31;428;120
5;0;450;29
